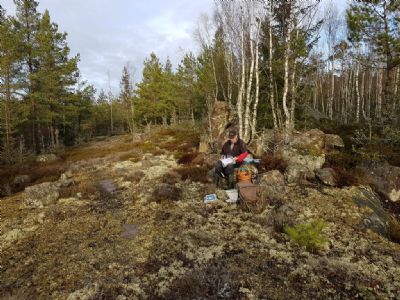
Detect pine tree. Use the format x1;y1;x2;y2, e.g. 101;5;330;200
30;10;79;151
13;0;41;150
0;12;26;162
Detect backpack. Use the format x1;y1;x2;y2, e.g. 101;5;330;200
236;165;252;182
236;164;258;183
237;181;268;213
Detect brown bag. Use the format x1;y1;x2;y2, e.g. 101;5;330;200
237;181;268;213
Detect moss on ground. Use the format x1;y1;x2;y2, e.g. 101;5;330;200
1;126;400;299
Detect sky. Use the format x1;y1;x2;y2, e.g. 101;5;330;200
0;0;348;95
1;0;214;94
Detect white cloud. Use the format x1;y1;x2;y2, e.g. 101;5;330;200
1;0;214;94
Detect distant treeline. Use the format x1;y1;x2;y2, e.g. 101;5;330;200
1;0;400;164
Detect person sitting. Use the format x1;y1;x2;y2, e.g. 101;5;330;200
213;128;248;188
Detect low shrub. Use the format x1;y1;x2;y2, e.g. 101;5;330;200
284;219;328;252
177;152;198;165
175;166;209;183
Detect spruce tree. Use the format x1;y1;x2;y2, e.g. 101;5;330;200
119;66;135;137
136;53;170;124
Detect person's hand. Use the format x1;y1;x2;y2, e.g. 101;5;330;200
233;157;238;162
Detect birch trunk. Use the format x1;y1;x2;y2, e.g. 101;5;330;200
377;70;382;120
268;0;278;128
250;18;262;140
282;7;292;131
393;67;399;111
361;71;366;120
237;1;246;138
367;71;372;119
344;71;349;124
3;68;12;148
243;31;255;142
289;29;299;126
355;61;360;123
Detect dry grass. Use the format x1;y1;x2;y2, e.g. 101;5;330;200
174;166;210;183
323;152;367;187
177;152;199;165
260;154;288;173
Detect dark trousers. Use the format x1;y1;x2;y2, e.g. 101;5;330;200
215;161;239;178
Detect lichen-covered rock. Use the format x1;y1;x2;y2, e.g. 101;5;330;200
58;171;75;188
352;186;391;236
361;163;400;202
316;168;337;186
291;129;326;154
281;148;325;172
24;182;59;208
285;163;315;183
325;134;344;149
261;170;285;186
66;284;99;300
35;153;60;163
281;148;324;183
251;129;284;156
60;171;73;181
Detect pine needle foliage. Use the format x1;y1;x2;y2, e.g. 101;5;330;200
284;219;328;252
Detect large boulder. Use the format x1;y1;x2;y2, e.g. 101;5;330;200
24;182;60;208
315;168;337;186
260;170;286;202
252;128;343;157
58;171;75;188
291;129;326;155
260;170;285;186
251;129;284;156
281;148;325;174
361;163;400;202
352;186;391;237
285;163;315;184
325;134;345;149
199;101;231;153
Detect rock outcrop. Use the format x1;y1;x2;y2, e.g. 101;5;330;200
315;168;337;186
199;101;231;153
255;129;343;184
361;163;400;202
260;170;286;202
24;182;59;208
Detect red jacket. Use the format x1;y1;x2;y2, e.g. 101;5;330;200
221;138;248;163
